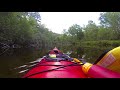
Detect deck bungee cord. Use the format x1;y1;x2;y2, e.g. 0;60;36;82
23;61;83;78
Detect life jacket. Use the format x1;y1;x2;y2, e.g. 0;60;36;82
49;50;56;58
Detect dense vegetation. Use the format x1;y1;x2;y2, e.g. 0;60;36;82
58;12;120;49
0;12;120;52
0;12;59;50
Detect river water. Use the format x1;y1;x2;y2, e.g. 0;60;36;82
0;46;115;78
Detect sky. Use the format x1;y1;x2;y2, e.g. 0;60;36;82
40;12;101;34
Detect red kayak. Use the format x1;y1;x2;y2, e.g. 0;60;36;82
23;47;120;78
23;47;87;78
23;60;87;78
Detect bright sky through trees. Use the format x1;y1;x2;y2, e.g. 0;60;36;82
40;12;101;34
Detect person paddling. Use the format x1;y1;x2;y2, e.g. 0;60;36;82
46;47;73;61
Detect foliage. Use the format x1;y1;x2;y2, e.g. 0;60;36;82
60;12;120;48
1;12;120;50
0;12;59;49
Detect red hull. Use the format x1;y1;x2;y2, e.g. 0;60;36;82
23;59;87;78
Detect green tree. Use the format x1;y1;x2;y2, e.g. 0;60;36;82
68;24;84;40
83;20;98;41
99;12;120;39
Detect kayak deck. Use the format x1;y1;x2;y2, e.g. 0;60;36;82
23;59;88;78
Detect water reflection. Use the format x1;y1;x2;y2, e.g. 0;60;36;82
0;48;48;78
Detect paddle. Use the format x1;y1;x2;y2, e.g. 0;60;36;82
19;69;29;73
18;63;43;74
14;57;44;70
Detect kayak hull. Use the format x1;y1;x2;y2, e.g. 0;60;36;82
23;59;88;78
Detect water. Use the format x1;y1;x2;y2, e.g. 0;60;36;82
0;46;115;78
0;48;48;78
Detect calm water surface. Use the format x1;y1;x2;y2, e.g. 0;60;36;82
0;46;115;78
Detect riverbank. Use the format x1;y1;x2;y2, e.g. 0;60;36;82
78;40;120;49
